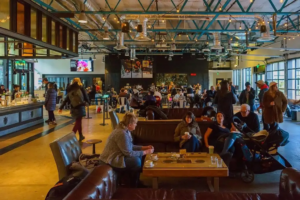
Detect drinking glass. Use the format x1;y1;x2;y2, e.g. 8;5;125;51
217;158;223;167
211;156;217;165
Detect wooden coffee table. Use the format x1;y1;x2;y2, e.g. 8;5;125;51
143;152;228;192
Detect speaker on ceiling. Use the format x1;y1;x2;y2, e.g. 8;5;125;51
260;25;267;33
121;22;129;33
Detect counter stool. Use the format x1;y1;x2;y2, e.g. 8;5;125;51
83;139;102;154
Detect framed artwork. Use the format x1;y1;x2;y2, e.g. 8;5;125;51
216;78;224;85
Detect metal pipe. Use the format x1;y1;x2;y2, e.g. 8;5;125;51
231;53;283;58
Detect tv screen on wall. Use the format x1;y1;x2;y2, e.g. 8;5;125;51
70;59;93;72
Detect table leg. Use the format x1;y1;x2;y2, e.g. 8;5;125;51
206;177;214;192
214;177;219;192
92;144;96;154
152;177;158;189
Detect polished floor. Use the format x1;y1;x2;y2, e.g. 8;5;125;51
0;106;299;200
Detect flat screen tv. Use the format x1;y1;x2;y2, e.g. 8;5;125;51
70;59;93;72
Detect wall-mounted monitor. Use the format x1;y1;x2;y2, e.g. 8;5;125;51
70;59;93;72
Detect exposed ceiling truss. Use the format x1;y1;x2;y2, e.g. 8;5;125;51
31;0;300;59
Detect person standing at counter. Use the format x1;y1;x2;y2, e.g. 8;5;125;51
43;78;57;96
12;85;20;101
0;85;6;94
59;78;90;141
45;83;57;125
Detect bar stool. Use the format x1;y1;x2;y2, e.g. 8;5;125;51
83;139;102;154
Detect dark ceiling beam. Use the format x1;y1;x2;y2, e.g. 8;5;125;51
52;13;75;18
51;11;300;15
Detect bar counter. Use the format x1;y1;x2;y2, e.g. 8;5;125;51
0;102;44;137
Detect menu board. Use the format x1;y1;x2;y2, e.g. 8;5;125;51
121;59;153;78
142;60;153;78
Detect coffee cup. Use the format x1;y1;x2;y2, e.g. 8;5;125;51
208;146;214;154
151;154;158;160
145;160;153;166
184;132;190;136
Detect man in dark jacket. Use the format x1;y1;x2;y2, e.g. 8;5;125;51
205;86;216;106
239;82;256;112
233;104;260;133
256;80;269;130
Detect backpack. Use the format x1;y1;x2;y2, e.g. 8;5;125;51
68;88;84;108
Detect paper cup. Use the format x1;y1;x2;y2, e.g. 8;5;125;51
208;146;214;154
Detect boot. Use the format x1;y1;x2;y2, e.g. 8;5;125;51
79;132;85;141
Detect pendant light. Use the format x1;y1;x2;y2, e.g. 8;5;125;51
78;4;87;23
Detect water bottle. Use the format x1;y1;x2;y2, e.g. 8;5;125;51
241;144;253;162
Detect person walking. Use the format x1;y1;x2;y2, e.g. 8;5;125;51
262;82;287;130
59;78;90;141
239;82;256;112
45;83;57;125
213;81;236;129
255;80;269;130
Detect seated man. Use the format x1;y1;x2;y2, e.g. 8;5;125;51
232;104;260;133
119;88;130;110
173;89;186;108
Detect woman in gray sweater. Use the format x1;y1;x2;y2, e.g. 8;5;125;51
100;112;154;187
174;111;202;152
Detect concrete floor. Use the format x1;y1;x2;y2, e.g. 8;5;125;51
0;106;299;200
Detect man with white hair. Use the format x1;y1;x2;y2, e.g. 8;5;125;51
233;104;260;133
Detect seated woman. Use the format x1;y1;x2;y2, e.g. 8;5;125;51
204;112;236;165
174;112;202;152
99;113;154;188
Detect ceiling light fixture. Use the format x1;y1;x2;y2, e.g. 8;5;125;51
229;17;231;23
78;11;88;23
176;6;179;13
239;24;242;29
250;0;253;2
103;27;110;40
162;19;165;23
285;23;287;26
219;6;222;11
280;0;284;3
114;17;116;20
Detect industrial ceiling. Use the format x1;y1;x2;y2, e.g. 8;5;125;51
32;0;300;61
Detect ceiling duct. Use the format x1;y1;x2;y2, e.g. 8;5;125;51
114;32;127;50
135;18;151;41
130;49;137;60
211;33;223;50
257;20;275;42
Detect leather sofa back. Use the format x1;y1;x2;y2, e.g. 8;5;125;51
63;165;117;200
147;108;203;120
279;168;300;200
50;132;82;180
132;120;213;152
109;111;119;130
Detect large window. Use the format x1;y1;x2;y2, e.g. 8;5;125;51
242;68;251;90
266;62;285;92
17;2;25;34
233;69;241;92
287;59;300;99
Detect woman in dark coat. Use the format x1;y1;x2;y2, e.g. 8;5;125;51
174;112;201;152
213;81;236;129
59;78;90;141
45;83;57;125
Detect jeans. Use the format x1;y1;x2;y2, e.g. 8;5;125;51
113;156;143;187
182;135;201;152
73;117;83;136
48;111;55;122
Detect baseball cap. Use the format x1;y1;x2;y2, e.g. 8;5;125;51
269;81;277;88
245;82;251;86
255;80;265;85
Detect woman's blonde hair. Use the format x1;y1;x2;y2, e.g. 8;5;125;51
119;112;138;128
72;78;83;86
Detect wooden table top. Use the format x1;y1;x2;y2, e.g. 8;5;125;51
143;152;228;177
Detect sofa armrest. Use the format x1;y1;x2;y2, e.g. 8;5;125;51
64;165;117;200
279;168;300;200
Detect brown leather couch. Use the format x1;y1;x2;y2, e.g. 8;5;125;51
147;108;203;120
64;165;300;200
131;120;213;152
